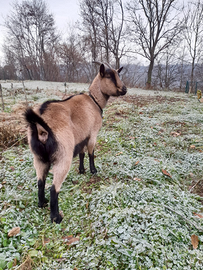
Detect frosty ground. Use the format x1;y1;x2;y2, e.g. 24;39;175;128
0;79;187;97
0;80;203;269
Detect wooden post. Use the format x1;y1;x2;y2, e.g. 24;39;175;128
22;80;28;106
11;83;13;96
63;82;67;99
0;84;5;111
64;82;67;95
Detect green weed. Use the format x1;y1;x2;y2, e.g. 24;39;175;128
1;94;203;269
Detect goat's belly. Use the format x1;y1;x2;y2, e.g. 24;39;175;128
73;136;90;157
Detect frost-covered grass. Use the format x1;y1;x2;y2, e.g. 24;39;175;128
1;93;203;269
0;81;88;114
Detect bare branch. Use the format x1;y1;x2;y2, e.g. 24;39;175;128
126;0;183;88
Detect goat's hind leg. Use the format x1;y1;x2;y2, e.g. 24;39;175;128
34;156;50;208
51;156;72;223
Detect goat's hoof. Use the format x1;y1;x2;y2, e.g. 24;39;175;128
51;213;63;224
79;168;85;174
91;168;97;174
38;198;48;208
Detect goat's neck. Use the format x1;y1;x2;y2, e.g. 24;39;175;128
89;75;109;109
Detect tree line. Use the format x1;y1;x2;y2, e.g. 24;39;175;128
0;0;203;92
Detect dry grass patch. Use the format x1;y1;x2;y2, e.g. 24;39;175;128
0;124;27;149
0;103;27;151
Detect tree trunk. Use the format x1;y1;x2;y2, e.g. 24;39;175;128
115;56;120;69
106;44;110;63
179;57;184;91
146;59;154;89
190;57;195;93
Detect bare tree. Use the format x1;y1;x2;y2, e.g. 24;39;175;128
1;47;18;80
108;0;126;69
126;0;183;89
58;25;84;82
95;0;113;63
80;0;100;61
154;48;180;90
4;0;59;81
177;45;188;91
183;0;203;93
79;0;126;69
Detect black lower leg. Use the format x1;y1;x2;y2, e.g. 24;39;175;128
89;151;97;174
50;185;62;223
79;152;85;174
38;179;48;207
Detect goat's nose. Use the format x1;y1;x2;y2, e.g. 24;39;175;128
121;85;127;95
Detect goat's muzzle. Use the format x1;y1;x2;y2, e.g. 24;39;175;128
118;85;127;96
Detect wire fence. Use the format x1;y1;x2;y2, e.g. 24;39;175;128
185;81;203;94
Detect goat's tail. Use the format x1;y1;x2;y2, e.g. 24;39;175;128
24;108;58;163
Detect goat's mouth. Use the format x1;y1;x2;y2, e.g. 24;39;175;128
117;85;127;96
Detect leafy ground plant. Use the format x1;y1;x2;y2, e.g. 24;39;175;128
0;91;203;269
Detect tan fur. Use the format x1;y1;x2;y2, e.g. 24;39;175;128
34;94;102;149
28;94;102;192
36;124;48;144
34;155;49;181
26;63;127;223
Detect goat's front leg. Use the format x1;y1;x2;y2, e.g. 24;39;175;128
89;150;97;174
79;151;97;174
87;138;97;174
34;156;50;207
79;151;85;174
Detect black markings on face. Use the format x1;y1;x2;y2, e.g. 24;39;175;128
105;69;117;87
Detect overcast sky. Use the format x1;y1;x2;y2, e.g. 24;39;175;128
0;0;80;60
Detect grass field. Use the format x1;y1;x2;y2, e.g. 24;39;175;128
0;84;203;269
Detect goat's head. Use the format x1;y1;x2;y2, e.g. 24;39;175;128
94;62;127;97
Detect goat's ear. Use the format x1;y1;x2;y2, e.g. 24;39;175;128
117;67;123;74
100;64;105;78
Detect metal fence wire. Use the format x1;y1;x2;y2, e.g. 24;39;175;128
185;81;203;94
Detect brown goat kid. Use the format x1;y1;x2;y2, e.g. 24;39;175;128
24;63;127;223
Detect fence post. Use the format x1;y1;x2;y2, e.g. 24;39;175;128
185;81;189;93
11;83;13;96
0;84;5;111
195;82;198;95
22;80;28;106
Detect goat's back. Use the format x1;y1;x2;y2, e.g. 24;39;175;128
35;94;102;146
